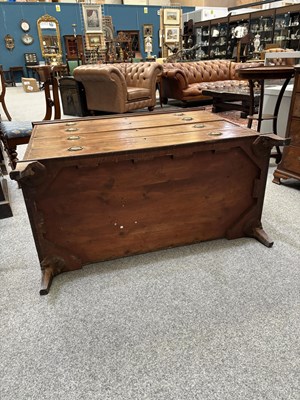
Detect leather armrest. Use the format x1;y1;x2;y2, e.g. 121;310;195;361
162;69;188;89
74;65;127;97
73;65;128;112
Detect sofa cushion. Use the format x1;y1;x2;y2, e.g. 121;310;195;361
127;86;151;101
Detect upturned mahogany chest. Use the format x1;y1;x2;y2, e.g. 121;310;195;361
11;111;286;294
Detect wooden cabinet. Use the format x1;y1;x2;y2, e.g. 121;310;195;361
273;65;300;184
64;35;83;60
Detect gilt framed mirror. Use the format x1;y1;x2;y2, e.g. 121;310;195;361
37;14;62;62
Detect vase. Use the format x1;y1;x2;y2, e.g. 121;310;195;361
254;34;260;53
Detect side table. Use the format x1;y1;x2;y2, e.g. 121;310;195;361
238;66;295;163
9;66;25;86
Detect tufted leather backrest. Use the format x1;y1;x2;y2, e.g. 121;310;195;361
101;62;162;89
163;60;232;84
230;61;263;80
124;62;162;88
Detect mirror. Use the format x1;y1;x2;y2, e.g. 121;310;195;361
37;14;62;64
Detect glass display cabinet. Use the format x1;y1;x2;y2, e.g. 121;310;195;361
209;17;228;59
275;5;300;51
188;4;300;63
249;9;274;54
194;20;210;59
227;13;250;60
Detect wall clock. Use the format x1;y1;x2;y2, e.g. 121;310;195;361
22;34;34;45
20;20;30;32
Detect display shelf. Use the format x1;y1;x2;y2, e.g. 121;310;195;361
209;17;228;59
191;4;300;62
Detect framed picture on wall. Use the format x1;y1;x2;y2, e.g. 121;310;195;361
143;24;153;37
164;26;180;43
163;8;180;25
82;4;103;34
86;33;102;49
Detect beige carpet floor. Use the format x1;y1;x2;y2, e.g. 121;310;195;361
1;84;299;400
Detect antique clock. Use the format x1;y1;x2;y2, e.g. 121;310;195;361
22;34;34;45
20;20;30;32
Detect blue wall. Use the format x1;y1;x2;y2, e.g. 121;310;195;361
0;3;195;72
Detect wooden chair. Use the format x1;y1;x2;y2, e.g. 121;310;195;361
0;68;12;121
236;33;253;62
0;66;62;170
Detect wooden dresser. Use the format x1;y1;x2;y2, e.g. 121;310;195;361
10;111;286;294
273;65;300;184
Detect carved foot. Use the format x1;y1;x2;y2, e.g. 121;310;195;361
148;106;154;112
40;267;55;295
272;169;291;185
40;255;66;295
272;175;281;185
251;227;274;248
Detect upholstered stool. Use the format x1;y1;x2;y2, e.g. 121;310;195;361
0;121;32;170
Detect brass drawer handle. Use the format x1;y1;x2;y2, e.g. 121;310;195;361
193;124;205;128
67;135;80;140
65;122;77;126
208;131;223;136
68;146;83;151
66;127;78;132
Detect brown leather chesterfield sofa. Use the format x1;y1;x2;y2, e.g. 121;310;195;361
73;62;163;114
161;59;262;104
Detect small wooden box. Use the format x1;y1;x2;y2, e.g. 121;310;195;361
11;111;285;294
